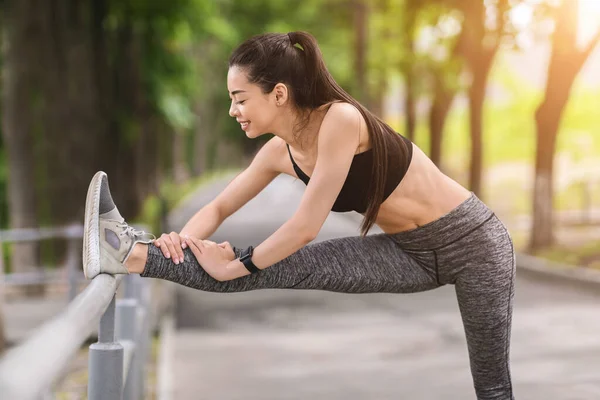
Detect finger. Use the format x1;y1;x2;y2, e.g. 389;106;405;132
194;237;210;253
218;241;233;253
163;234;178;262
219;241;234;259
181;234;188;249
158;235;171;258
169;232;185;263
186;237;202;260
186;237;204;255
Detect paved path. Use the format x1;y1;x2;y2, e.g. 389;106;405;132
163;175;600;400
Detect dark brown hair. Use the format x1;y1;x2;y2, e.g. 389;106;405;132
229;31;411;236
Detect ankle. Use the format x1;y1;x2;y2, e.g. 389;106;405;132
124;243;148;274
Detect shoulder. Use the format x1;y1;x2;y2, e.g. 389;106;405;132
322;102;362;125
252;135;289;173
318;102;364;146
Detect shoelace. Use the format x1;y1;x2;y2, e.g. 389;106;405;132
117;223;156;242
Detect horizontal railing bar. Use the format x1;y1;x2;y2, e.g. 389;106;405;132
0;225;84;243
3;271;85;284
0;274;123;400
0;223;149;243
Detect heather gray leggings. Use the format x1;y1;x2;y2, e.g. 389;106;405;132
141;194;515;399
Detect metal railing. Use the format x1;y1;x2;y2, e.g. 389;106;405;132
0;224;158;400
0;224;85;301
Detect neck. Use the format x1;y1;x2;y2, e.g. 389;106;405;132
270;106;324;150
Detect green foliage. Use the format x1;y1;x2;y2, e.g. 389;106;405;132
135;168;240;234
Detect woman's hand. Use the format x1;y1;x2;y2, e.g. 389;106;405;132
153;232;186;264
184;237;247;281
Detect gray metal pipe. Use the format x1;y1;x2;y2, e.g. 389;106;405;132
0;274;122;400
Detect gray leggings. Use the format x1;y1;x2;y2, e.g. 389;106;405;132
141;194;515;399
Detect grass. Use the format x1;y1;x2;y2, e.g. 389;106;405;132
535;238;600;270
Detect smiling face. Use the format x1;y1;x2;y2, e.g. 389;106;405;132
227;66;287;139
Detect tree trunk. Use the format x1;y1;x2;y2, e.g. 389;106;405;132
400;9;417;141
428;75;454;168
460;0;504;199
354;0;368;106
371;69;387;118
38;0;107;225
427;26;467;168
530;108;561;249
2;0;41;285
529;0;600;250
467;56;494;198
404;70;416;141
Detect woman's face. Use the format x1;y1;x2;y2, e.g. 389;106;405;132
227;66;280;139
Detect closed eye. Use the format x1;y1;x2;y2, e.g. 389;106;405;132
236;100;246;105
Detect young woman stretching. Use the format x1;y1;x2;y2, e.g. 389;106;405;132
83;31;515;399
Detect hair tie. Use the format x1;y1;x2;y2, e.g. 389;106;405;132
287;32;295;45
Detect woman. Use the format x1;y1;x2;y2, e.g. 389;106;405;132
83;31;515;399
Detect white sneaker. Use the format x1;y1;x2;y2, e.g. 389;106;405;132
83;171;155;279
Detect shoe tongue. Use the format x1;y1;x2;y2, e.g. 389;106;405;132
100;207;124;223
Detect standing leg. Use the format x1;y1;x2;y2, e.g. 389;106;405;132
441;218;516;400
141;233;442;295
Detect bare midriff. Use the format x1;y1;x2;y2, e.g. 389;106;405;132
372;143;472;234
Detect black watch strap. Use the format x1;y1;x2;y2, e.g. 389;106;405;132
240;246;260;274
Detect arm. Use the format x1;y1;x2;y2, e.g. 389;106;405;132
179;136;282;239
223;103;362;279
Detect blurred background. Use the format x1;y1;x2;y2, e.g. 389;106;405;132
0;0;599;397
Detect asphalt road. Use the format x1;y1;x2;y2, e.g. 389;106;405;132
166;174;600;400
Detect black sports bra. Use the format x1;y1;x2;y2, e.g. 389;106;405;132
287;133;413;213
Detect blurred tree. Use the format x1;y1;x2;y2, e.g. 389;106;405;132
420;0;518;182
530;0;600;250
370;0;421;133
0;0;209;273
354;0;370;107
461;0;510;197
399;1;419;141
189;0;357;163
459;0;510;197
427;18;467;168
1;0;42;286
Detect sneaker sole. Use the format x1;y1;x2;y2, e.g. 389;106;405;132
83;171;106;279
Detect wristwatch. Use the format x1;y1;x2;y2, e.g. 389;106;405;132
239;246;260;274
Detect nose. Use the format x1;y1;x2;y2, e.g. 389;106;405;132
229;102;239;118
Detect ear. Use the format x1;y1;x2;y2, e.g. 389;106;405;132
272;83;290;106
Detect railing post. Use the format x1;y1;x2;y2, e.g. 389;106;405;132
88;294;124;400
117;275;140;400
136;277;151;399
